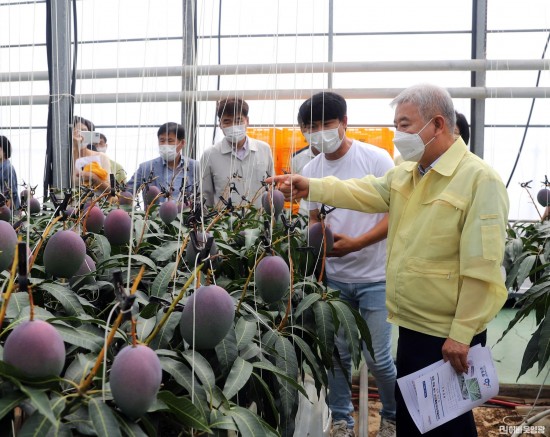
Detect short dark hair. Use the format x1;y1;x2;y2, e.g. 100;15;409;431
157;122;185;141
455;111;470;145
99;133;107;143
216;97;249;119
0;136;11;159
297;92;347;126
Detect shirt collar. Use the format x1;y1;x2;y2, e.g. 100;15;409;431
221;136;254;154
403;137;468;177
430;137;468;177
161;154;185;168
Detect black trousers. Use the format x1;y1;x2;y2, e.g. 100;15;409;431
395;327;487;437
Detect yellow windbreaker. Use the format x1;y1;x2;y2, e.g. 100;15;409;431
309;138;509;344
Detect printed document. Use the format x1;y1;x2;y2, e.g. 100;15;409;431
397;345;499;434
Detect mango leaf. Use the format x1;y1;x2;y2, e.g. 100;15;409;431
74;293;98;310
54;324;104;352
239;342;261;361
181;350;226;408
18;386;57;426
294;293;321;320
516;255;537;289
63;406;95;435
25;396;69;436
210;385;230;410
252;362;307;397
0;361;61;389
496;279;550;344
209;409;237;431
63;354;97;389
235;318;257;351
214;241;239;256
215;327;238;374
181;350;215;394
313;300;335;366
17;411;53;437
538;306;550;374
222;357;253;400
132;218;147;243
149;310;181;349
157;391;211;432
110;254;158;272
12;307;55;326
227;406;278;437
505;252;531;289
251;372;279;424
261;330;278;350
50;392;67;416
274;336;298;419
518;324;540;380
5;292;30;320
503;237;523;271
89;397;122;437
39;283;85;316
114;414;149;437
329;300;361;368
159;356;208;412
150;241;180;262
89;234;112;263
0;392;26;421
151;262;176;297
135;316;156;341
291;333;327;387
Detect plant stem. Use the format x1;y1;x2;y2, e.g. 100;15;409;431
79;191;110;233
78;265;145;394
134;192;165;253
278;233;295;331
78;312;124;394
28;214;64;272
144;264;203;346
317;219;327;283
236;252;265;313
174;234;190;276
0;243;20;329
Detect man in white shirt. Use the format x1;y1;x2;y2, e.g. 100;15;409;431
299;92;396;437
200;98;274;209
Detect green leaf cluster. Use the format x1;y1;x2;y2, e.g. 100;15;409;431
0;189;372;435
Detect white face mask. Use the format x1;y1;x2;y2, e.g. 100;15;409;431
222;124;247;143
96;146;107;153
159;145;179;162
303;126;343;154
392;119;435;162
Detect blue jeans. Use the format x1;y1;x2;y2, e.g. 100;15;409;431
327;279;397;428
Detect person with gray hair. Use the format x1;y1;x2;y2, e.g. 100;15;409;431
267;83;510;436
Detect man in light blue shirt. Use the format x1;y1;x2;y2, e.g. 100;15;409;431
0;135;20;210
127;122;198;208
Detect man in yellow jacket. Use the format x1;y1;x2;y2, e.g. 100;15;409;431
268;83;509;437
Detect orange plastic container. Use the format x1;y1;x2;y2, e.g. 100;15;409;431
247;126;394;214
347;127;394;158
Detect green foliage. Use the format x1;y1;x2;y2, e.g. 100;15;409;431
501;221;550;379
0;188;373;435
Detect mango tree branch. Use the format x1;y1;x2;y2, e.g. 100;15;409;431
78;265;145;394
0;243;20;329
